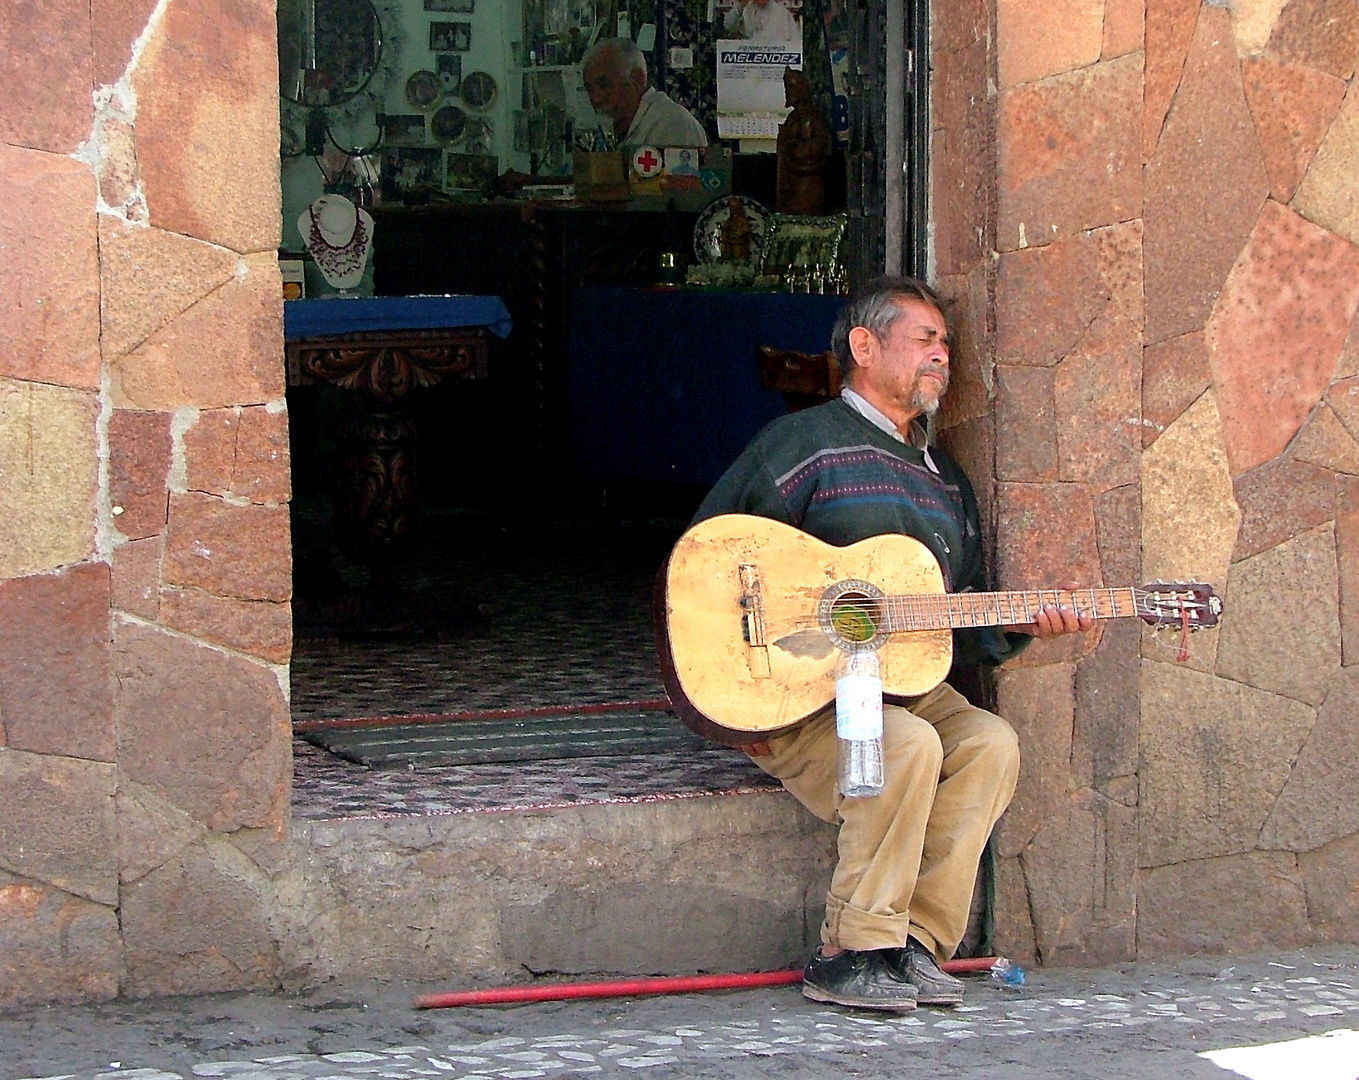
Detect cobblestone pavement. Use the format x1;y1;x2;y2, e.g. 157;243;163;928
5;947;1359;1080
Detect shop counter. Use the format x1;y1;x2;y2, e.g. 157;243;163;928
569;287;846;487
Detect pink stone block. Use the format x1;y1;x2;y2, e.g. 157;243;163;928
995;365;1059;481
183;409;239;497
131;0;282;253
996;482;1104;588
1054;309;1142;490
163;492;291;603
159;585;292;664
998;0;1104;88
91;0;161;86
997;54;1142;252
1142;332;1210;447
1242;55;1348;203
1267;0;1359;81
1143;0;1199;156
233;407;292;505
1232;457;1337;561
112;536;163;621
932;38;994;276
108;410;172;541
111;257;285;410
0;563;113;762
1209;200;1359;475
0;0;94;153
0;146;100;390
1103;0;1145;59
114;622;290;833
1144;5;1270;345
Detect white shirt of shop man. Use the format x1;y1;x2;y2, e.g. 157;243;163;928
622;86;709;148
724;0;800;43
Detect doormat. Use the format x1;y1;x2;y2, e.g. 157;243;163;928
294;698;713;768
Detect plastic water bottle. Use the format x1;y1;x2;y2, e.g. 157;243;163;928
989;957;1026;989
836;651;884;797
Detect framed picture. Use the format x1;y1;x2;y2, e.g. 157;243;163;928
756;214;848;290
425;0;474;10
379;113;426;144
446;152;499;194
430;21;472;51
381;146;444;202
435;52;463;92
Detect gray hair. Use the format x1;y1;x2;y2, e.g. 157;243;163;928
831;276;945;377
582;37;648;80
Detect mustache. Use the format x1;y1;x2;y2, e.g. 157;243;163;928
915;362;950;390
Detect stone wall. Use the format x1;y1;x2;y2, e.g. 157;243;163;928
934;0;1359;965
0;0;291;1003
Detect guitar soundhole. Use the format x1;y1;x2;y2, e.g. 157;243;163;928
831;594;878;642
820;580;888;651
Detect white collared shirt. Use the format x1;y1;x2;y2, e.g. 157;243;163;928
840;387;939;473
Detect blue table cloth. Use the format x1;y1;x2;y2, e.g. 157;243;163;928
284;295;513;341
569;287;846;487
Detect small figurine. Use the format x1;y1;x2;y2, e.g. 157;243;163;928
776;67;832;215
719;196;753;263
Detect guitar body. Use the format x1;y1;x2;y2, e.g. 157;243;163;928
656;514;953;745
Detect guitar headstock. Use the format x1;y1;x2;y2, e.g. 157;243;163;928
1136;582;1223;629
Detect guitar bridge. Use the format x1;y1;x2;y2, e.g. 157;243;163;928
738;563;771;679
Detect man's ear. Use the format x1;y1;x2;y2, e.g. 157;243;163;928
847;326;876;370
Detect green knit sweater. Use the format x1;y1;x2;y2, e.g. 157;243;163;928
693;398;1028;667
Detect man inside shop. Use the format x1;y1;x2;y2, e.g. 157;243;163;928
688;277;1091;1011
582;38;709;150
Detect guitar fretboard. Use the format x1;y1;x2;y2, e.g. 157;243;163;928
879;588;1140;632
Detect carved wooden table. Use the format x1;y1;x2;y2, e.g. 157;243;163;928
284;297;510;565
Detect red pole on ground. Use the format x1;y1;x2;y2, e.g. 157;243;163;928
413;957;1000;1009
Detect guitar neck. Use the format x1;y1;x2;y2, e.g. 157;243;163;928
882;587;1139;633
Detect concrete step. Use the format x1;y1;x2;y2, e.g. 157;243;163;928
279;786;837;987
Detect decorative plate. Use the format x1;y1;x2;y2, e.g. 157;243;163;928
405;69;443;108
692;196;771;266
460;70;497;110
430;104;468;143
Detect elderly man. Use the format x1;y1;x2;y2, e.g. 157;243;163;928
690;277;1091;1012
581;38;708;149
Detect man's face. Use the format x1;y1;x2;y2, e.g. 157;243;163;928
848;298;951;426
583;52;646;125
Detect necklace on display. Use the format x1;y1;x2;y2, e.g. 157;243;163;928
305;196;371;287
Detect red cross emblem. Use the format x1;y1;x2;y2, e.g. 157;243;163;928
632;146;662;178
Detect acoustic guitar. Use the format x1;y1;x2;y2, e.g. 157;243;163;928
654;514;1223;746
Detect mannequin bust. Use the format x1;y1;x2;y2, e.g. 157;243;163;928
776;67;832;215
298;194;375;292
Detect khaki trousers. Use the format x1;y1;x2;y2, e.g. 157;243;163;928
752;681;1020;959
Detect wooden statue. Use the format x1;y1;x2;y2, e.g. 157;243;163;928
719;196;753;262
776;67;832;215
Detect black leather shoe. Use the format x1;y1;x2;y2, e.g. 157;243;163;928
802;949;918;1011
887;937;965;1006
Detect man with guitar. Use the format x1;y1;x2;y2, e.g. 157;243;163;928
689;278;1093;1012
